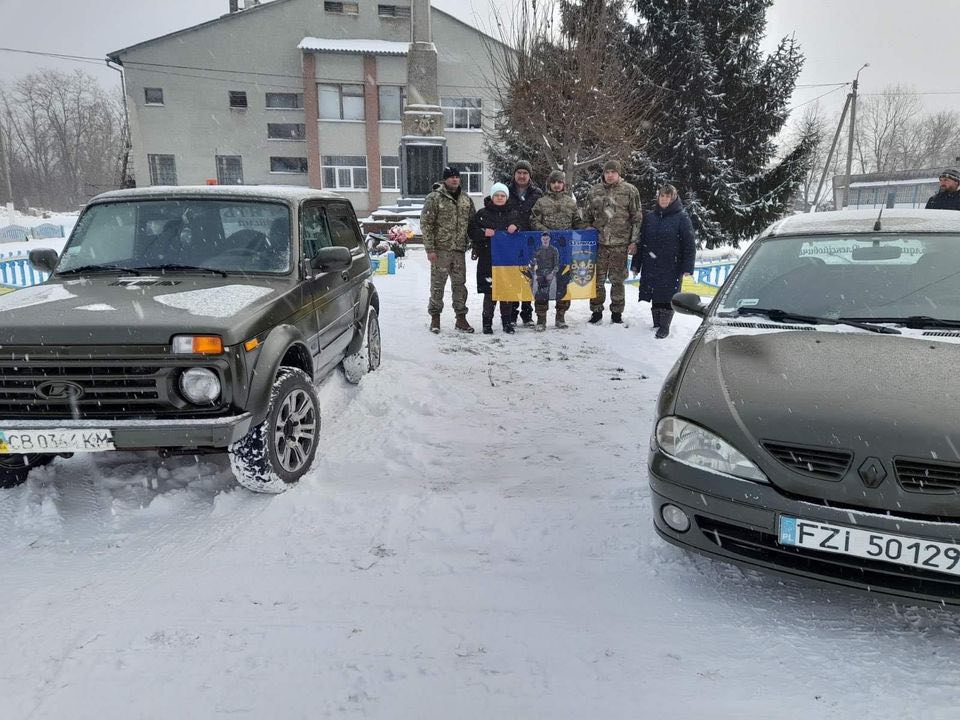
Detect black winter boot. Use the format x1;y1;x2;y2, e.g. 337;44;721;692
655;309;674;339
610;312;623;324
482;321;493;335
502;319;516;334
651;307;661;330
589;310;603;324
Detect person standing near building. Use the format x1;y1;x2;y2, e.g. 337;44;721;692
421;167;476;334
582;160;642;324
507;160;544;326
925;169;960;210
531;170;585;329
631;184;696;339
467;183;524;334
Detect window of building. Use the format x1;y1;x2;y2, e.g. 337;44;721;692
229;91;248;109
324;1;359;14
321;155;368;190
378;85;405;121
452;162;483;194
378;4;411;17
441;97;482;130
325;201;363;252
318;84;365;121
147;154;177;185
268;123;307;141
270;156;308;174
266;92;304;110
144;88;164;106
381;156;401;191
216;155;244;185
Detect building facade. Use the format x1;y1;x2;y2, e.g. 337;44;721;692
108;0;501;214
832;167;945;211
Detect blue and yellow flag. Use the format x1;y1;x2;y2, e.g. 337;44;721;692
491;229;598;302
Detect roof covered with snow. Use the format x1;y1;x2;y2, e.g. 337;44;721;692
298;37;409;56
760;209;960;238
89;185;346;205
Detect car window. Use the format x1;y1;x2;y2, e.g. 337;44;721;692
58;199;291;274
325;202;363;253
715;233;960;321
301;203;333;258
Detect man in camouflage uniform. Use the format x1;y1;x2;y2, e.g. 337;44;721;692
582;159;642;324
421;166;476;333
531;170;585;329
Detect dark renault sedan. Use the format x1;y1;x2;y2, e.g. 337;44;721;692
650;209;960;605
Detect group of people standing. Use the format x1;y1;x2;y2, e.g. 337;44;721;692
420;159;697;338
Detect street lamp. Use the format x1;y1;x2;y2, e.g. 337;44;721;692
842;62;869;209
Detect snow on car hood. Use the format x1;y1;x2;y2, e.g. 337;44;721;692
154;285;275;318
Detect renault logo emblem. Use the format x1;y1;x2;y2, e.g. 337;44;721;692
858;457;887;489
35;380;85;401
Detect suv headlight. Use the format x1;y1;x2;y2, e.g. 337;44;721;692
179;368;221;405
656;416;767;483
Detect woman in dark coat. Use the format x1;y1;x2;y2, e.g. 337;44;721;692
631;184;696;338
468;183;524;334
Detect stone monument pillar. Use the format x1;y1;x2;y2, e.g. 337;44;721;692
399;0;446;201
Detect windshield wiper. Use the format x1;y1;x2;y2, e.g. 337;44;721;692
730;307;901;334
842;315;960;330
57;264;141;276
136;264;229;278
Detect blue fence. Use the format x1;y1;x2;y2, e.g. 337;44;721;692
0;223;66;242
0;255;49;289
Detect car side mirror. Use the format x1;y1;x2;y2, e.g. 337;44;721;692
311;245;352;271
672;292;707;318
29;248;59;274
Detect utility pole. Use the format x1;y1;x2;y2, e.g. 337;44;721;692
842;63;869;209
810;91;852;213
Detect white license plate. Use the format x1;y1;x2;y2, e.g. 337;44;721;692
0;429;115;453
779;516;960;577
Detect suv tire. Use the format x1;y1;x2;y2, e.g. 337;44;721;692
342;306;381;385
228;367;320;493
0;454;56;489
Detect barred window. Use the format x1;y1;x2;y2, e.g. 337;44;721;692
322;155;368;190
144;88;164;106
440;97;482;130
324;1;359;14
229;91;248;109
267;123;307;141
378;4;411;17
270;157;308;174
381;156;400;191
216;156;244;185
147;154;177;185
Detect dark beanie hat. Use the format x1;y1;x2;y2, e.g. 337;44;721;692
514;160;533;174
442;166;460;179
603;160;623;174
941;168;960;184
546;170;566;185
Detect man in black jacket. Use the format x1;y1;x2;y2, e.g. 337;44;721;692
507;160;544;326
926;169;960;210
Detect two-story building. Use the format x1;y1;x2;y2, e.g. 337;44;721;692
108;0;501;214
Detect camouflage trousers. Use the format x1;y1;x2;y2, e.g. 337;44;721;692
591;244;629;314
427;250;468;316
534;298;570;317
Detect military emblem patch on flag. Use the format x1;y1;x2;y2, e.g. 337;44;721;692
491;229;598;302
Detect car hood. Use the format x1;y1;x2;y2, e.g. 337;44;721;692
0;275;302;346
674;324;960;516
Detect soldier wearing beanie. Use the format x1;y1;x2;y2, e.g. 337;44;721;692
926;168;960;211
530;170;585;329
582;159;643;324
506;160;544;326
421;166;477;333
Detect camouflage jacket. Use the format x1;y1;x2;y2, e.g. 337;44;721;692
420;186;475;253
531;191;586;231
582;180;642;246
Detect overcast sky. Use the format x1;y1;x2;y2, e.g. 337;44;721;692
0;0;956;118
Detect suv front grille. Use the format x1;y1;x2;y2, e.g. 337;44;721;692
0;361;226;419
895;458;960;495
762;441;853;481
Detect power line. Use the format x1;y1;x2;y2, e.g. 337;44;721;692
787;84;849;113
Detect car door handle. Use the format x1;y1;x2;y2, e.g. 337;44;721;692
340;270;350;281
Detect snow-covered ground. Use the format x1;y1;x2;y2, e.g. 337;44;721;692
2;248;959;719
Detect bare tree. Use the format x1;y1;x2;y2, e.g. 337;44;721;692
483;0;658;185
854;85;922;173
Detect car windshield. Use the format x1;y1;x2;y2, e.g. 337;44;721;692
57;199;292;275
714;233;960;323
